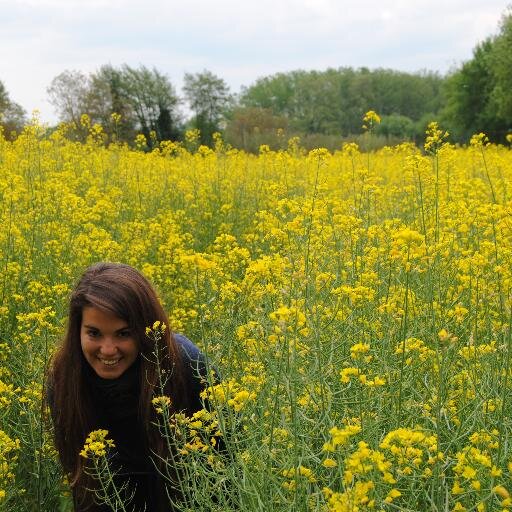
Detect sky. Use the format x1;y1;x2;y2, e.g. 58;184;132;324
0;0;509;123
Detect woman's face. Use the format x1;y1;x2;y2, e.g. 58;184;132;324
80;306;139;379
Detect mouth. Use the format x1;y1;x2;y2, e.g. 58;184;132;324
98;358;121;366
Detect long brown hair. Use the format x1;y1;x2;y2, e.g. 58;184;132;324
48;262;188;497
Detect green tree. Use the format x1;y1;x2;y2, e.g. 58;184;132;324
241;67;445;138
490;10;512;125
240;71;298;117
443;9;512;142
120;65;182;144
442;39;501;141
0;80;27;138
376;114;415;139
183;70;232;145
289;69;344;134
0;81;10;112
87;65;137;142
47;66;182;145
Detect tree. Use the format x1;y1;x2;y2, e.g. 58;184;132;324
240;67;445;138
47;70;91;129
120;65;182;143
47;65;182;145
0;80;27;138
490;10;512;125
0;81;9;112
376;114;415;140
442;8;512;142
442;39;500;141
224;107;288;152
183;70;232;145
289;69;344;134
87;65;137;142
240;71;297;116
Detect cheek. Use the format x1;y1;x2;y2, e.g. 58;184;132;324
79;327;87;346
80;334;94;357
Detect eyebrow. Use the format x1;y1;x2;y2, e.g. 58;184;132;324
82;324;130;332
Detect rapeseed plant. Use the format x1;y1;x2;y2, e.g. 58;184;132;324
1;118;512;510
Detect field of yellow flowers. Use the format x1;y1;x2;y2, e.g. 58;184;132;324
1;117;512;511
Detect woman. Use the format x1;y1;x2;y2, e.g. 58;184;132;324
47;262;212;511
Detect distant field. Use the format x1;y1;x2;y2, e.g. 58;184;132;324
1;123;512;511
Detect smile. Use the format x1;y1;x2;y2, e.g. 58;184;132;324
98;358;121;366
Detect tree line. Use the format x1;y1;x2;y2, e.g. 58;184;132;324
44;65;234;147
442;10;512;142
1;9;510;150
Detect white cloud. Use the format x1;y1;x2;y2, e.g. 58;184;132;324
0;0;508;123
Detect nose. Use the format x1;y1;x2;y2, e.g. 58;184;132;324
99;337;119;357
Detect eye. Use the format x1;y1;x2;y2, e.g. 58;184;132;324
86;328;100;338
118;329;132;339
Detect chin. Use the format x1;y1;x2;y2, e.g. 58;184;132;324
93;362;127;379
97;370;124;379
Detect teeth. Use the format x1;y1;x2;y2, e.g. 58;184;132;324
99;359;120;366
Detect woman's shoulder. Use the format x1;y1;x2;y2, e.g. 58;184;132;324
173;333;204;363
172;333;219;413
173;333;216;383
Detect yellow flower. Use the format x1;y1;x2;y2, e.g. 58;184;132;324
152;395;172;414
438;328;450;342
110;112;122;124
424;121;449;153
340;367;360;384
385;488;401;503
470;132;490;147
362;110;381;130
394;227;423;246
350;342;371;359
282;465;316;483
146;321;167;337
80;113;91;127
228;389;256;412
80;430;115;459
452;479;464;494
494;486;510;499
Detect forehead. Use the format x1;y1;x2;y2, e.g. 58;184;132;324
81;306;129;329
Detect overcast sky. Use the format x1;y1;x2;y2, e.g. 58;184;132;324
1;0;509;123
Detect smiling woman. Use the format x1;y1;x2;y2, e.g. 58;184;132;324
46;262;213;511
80;307;140;379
